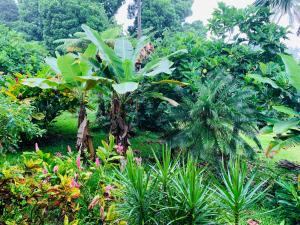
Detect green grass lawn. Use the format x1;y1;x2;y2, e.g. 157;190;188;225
0;111;163;165
2;111;300;165
259;134;300;163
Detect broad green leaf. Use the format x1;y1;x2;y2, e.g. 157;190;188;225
75;76;113;91
57;54;81;83
273;119;299;134
260;125;273;134
246;74;279;89
149;92;180;107
82;25;123;77
280;54;300;92
165;49;188;58
112;82;139;94
114;37;133;61
45;57;60;74
100;27;121;40
83;43;97;58
132;36;149;62
22;78;59;89
122;59;134;81
141;59;174;77
272;105;300;117
152;79;188;86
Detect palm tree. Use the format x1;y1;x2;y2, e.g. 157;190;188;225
255;0;300;35
171;75;261;162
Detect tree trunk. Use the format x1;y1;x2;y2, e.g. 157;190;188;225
109;95;130;151
76;100;95;160
137;0;142;39
78;100;86;128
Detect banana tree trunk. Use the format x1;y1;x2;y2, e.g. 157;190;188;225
76;99;95;160
110;95;130;151
78;100;87;128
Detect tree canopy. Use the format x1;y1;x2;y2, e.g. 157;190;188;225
128;0;194;37
0;0;19;25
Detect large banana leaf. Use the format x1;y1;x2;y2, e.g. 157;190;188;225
139;58;174;77
22;78;60;89
112;82;139;94
114;37;133;61
132;36;149;63
82;25;123;78
273;118;299;134
45;57;60;74
273;105;300;117
280;54;300;92
75;75;114;91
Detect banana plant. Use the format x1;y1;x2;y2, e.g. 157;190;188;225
81;25;187;150
262;54;300;157
22;47;110;159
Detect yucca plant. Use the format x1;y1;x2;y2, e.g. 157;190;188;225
215;160;267;225
164;157;215;225
151;145;178;192
116;151;160;225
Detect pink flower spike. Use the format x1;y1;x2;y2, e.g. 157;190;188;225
134;157;142;166
76;156;81;170
55;152;62;158
115;143;124;155
42;168;48;175
53;165;59;173
95;158;100;167
70;178;80;188
35;143;39;151
67;145;72;153
105;185;113;193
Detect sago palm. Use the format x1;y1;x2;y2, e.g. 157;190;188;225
171;75;261;162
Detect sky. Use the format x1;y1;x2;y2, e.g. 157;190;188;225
115;0;300;50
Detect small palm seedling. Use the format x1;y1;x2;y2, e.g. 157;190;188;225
215;160;267;225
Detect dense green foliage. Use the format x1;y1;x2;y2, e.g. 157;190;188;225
0;1;299;224
0;94;44;153
0;24;47;74
0;0;19;25
128;0;194;36
171;76;260;161
0;145;271;224
17;0;111;51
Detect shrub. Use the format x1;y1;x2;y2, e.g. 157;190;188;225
0;24;48;75
0;94;44;153
0;146;124;224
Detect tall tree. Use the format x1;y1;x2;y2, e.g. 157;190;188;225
128;0;194;37
0;0;19;25
254;0;300;35
17;0;111;51
18;0;43;41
